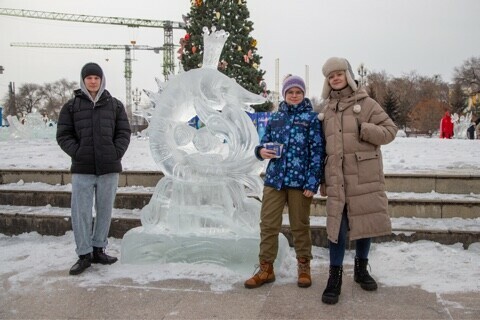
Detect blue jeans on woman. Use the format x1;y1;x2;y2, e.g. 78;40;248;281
329;206;371;266
71;173;119;256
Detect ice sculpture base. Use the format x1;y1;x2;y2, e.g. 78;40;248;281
121;226;290;275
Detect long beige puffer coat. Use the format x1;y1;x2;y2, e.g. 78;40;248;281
319;86;398;243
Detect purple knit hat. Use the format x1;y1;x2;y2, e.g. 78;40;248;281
282;75;306;99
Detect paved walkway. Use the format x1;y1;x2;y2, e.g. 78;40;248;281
1;265;479;320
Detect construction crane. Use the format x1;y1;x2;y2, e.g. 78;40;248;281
0;7;185;79
10;42;165;120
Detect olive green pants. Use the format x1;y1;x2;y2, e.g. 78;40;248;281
259;186;313;262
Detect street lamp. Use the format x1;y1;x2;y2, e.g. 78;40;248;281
357;63;368;87
132;87;141;134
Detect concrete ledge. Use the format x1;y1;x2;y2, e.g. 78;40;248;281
3;190;480;219
386;174;480;194
123;171;164;188
0;190;72;207
0;190;479;219
1;213;478;249
0;169;69;185
0;213;142;239
0;169;164;188
387;199;480;219
1;169;479;193
0;190;152;210
311;197;480;219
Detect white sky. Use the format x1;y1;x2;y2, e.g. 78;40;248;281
0;134;480;293
1;0;479;104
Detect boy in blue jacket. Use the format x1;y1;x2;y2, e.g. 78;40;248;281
245;75;325;289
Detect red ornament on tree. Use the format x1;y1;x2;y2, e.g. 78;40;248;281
184;33;190;41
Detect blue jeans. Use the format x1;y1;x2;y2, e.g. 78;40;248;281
329;206;371;266
71;173;119;256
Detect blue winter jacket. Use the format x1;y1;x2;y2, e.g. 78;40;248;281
255;98;325;192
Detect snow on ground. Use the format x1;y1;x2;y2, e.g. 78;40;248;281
0;136;479;294
1;231;479;294
0;136;479;173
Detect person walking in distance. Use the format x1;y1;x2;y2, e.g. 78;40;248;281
475;118;480;139
317;57;397;304
57;62;131;275
439;111;454;139
244;75;325;289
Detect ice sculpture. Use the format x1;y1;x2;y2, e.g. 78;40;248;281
452;112;472;139
121;27;290;274
1;109;56;141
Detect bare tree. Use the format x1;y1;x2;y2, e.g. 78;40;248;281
409;98;449;134
453;56;480;95
1;80;78;124
17;83;45;116
417;75;449;103
41;79;77;121
389;73;419;130
385;72;448;130
365;71;390;106
449;82;469;115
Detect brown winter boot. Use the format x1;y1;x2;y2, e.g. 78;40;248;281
297;257;312;288
244;261;275;289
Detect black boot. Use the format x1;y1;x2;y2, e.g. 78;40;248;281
321;266;343;304
69;253;92;275
354;257;378;291
91;247;118;265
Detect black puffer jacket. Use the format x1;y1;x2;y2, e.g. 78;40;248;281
56;89;131;175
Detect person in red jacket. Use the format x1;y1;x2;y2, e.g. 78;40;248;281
440;111;454;139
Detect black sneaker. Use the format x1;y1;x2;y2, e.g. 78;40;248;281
91;247;118;265
69;254;92;275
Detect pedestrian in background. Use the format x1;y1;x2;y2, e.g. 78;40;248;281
317;57;398;304
467;119;476;140
57;62;131;275
475;118;480;139
440;111;454;139
244;75;325;289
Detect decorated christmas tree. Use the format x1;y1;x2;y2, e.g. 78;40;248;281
179;0;272;111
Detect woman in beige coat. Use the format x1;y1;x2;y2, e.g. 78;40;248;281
317;57;398;304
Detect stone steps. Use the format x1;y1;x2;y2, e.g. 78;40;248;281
1;169;480;193
0;169;479;248
0;188;479;219
1;209;478;249
0;169;479;219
